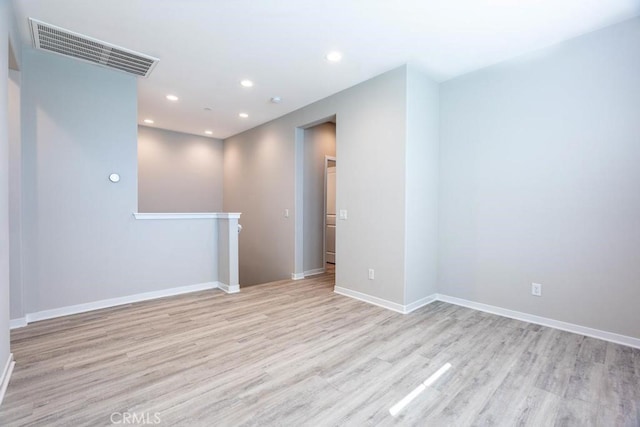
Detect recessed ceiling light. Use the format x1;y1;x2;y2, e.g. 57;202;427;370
326;51;342;62
166;94;179;101
239;113;249;118
240;80;254;88
204;130;213;135
270;96;282;104
143;119;154;124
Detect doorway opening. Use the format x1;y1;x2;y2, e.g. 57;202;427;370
294;116;337;279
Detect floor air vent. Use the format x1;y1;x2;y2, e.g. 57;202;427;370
29;18;159;78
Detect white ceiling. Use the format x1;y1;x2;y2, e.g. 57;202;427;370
11;0;640;139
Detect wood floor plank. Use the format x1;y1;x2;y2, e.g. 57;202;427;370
1;270;638;426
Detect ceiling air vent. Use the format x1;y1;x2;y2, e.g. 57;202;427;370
29;18;159;78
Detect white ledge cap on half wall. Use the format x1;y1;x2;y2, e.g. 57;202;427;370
133;212;242;220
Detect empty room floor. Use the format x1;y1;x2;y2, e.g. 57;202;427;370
1;272;639;426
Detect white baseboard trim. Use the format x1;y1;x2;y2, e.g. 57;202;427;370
332;287;640;348
217;282;240;294
304;268;325;277
334;287;438;314
9;318;27;330
0;353;15;407
405;294;439;313
10;282;219;328
437;294;640;350
291;273;305;280
334;287;405;313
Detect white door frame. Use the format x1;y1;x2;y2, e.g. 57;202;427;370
323;156;336;267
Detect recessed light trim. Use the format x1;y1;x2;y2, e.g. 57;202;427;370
205;130;213;135
326;51;342;62
166;94;179;101
240;79;254;88
143;119;154;124
239;113;249;118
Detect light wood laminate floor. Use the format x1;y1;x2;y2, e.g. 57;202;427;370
1;271;639;426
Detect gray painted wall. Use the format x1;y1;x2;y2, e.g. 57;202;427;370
138;126;224;213
404;65;439;304
439;17;640;338
223;117;297;286
19;49;218;315
225;67;408;303
0;0;14;371
303;122;336;273
8;69;22;320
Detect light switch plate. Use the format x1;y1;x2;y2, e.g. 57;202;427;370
339;209;348;220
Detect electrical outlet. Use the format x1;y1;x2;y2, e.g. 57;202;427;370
284;209;289;218
368;269;375;280
531;283;542;297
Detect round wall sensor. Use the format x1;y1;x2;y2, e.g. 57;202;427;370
109;173;120;183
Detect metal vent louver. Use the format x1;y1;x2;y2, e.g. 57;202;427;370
29;18;159;78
